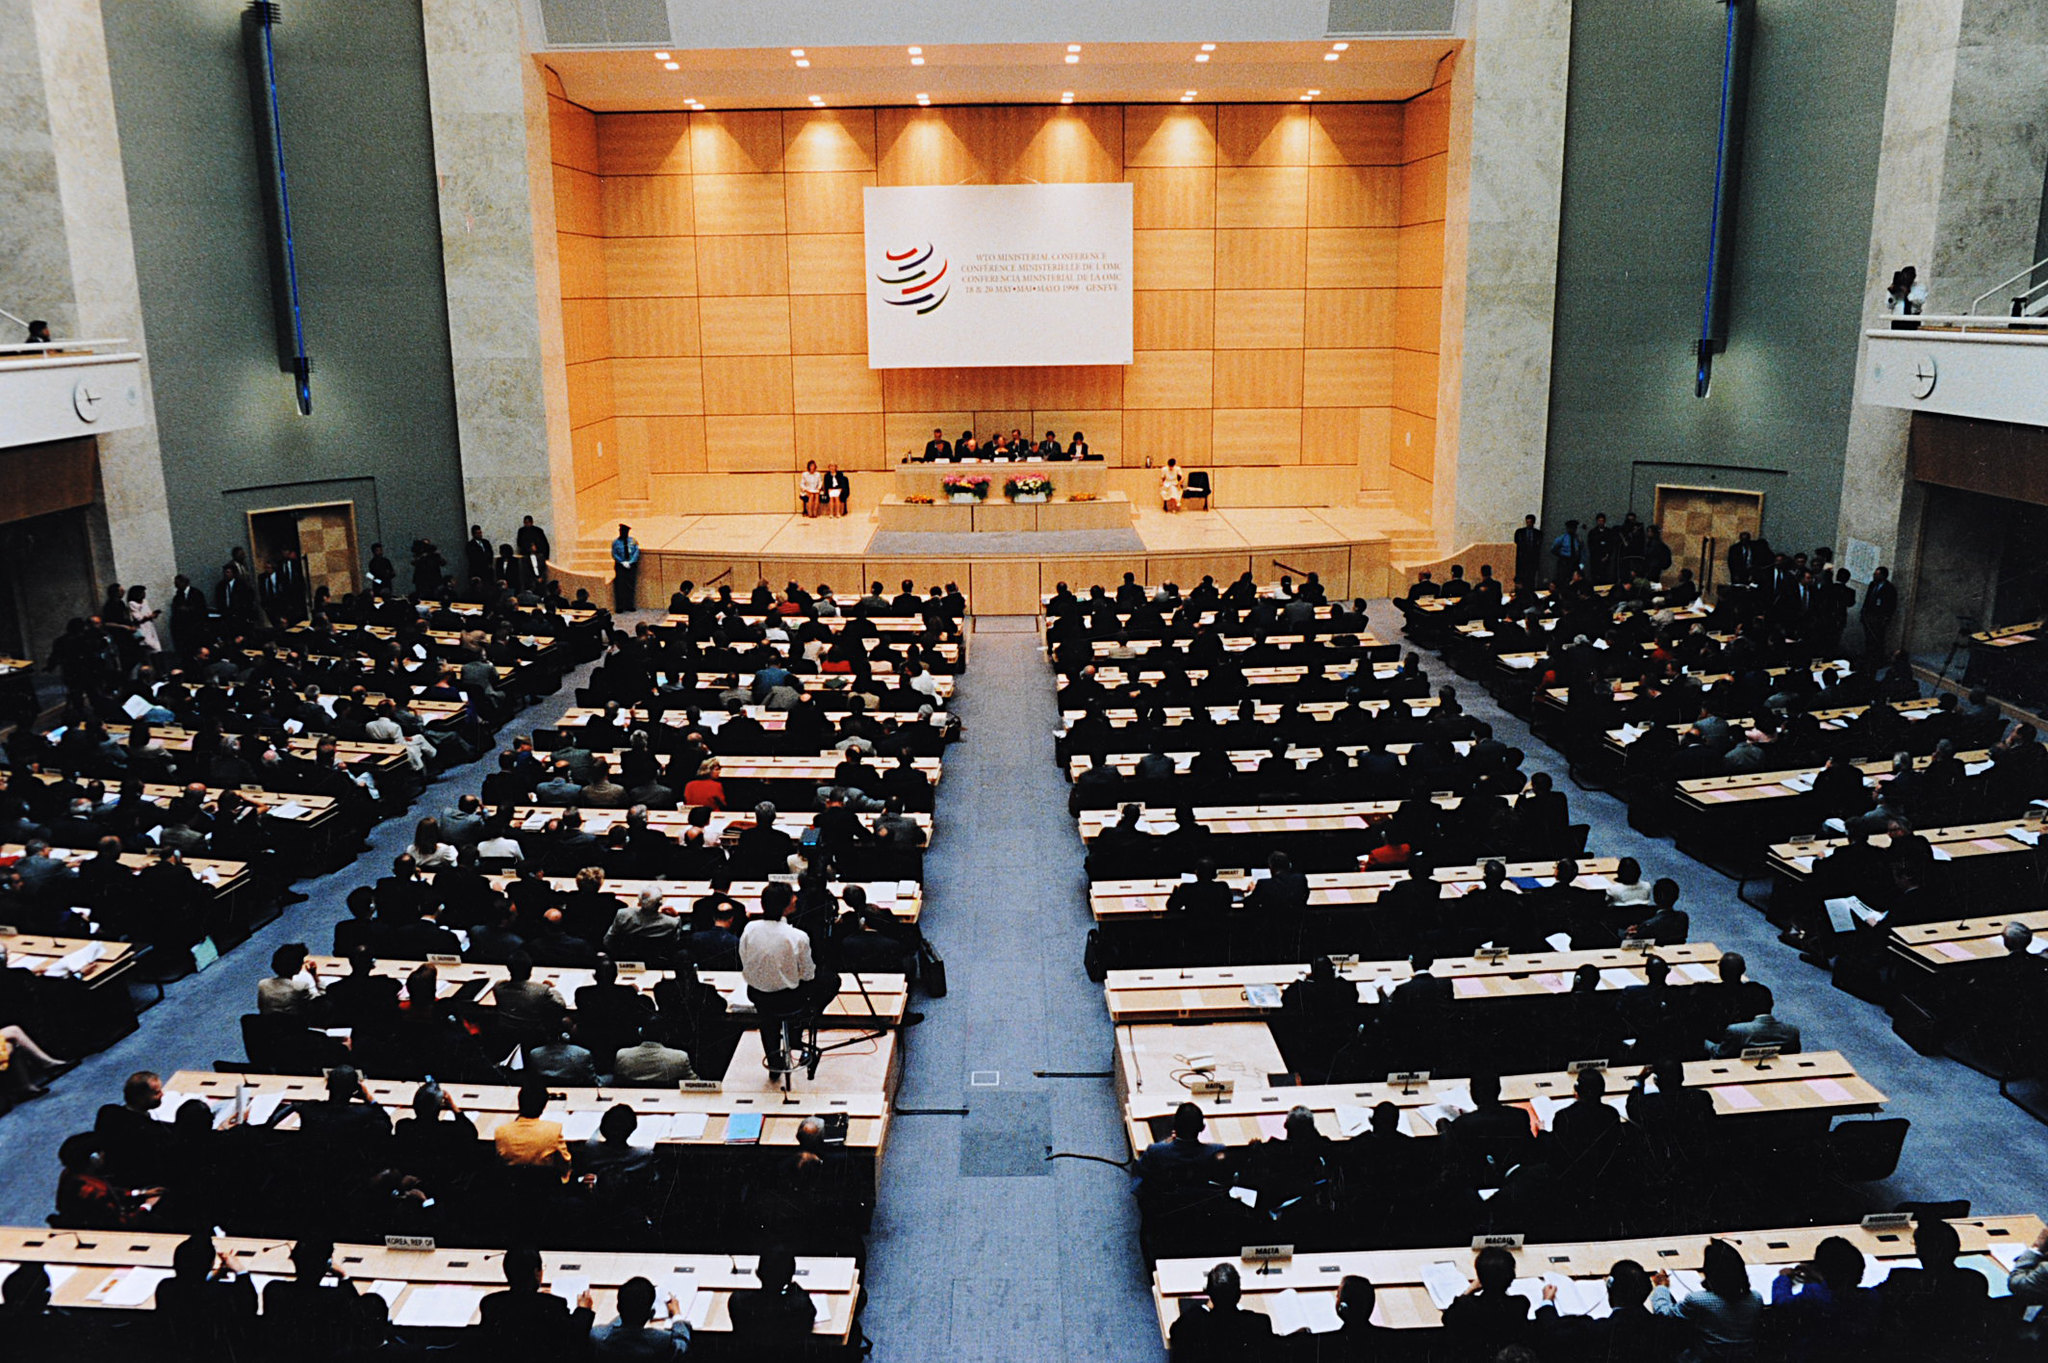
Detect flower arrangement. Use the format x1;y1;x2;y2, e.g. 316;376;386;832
1004;475;1054;499
941;474;992;501
904;494;935;505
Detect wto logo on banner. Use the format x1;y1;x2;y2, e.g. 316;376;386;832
875;243;950;316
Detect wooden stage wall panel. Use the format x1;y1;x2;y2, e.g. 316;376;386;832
638;541;1393;616
545;100;1450;526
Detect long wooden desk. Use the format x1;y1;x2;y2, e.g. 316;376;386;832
1117;1044;1886;1152
100;722;412;778
578;748;942;787
0;932;138;987
1065;632;1385;661
1066;739;1471;781
305;955;909;1026
510;804;932;843
1677;749;1994;814
1090;856;1620;921
1061;697;1439;729
1;843;251;898
23;774;338;831
1087;662;1393;689
1600;696;1942;761
558;704;796;733
1104;944;1726;1023
165;1037;897;1150
1889;910;2048;971
1149;1215;2041;1342
0;1225;860;1339
478;873;925;924
1763;817;2046;885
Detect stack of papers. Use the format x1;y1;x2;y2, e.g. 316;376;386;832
269;801;311;820
1421;1261;1468;1311
1265;1287;1344;1335
1966;760;1996;776
1333;1103;1373;1137
1780;772;1817;793
45;942;103;978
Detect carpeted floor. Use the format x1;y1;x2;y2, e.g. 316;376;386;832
858;624;1156;1361
866;528;1146;556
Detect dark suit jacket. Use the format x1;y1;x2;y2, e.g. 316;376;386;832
476;1288;595;1362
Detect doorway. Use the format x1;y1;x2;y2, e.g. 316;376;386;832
1652;484;1764;597
246;501;360;608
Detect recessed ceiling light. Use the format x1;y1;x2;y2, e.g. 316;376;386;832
911;56;924;65
1300;94;1312;101
1331;41;1349;50
1324;51;1340;60
1195;53;1209;63
1201;42;1216;51
1064;53;1079;64
916;93;930;103
796;58;810;67
654;51;670;60
1067;43;1082;52
664;61;679;70
1307;89;1321;96
907;46;921;55
1060;92;1074;102
790;49;804;57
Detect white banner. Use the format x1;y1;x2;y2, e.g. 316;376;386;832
863;183;1134;370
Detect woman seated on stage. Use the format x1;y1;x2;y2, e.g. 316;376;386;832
1160;458;1184;513
822;464;850;518
799;460;824;517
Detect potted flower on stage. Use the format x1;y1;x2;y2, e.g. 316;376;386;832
1005;474;1054;504
942;474;991;503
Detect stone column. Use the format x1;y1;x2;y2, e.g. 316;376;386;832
420;0;579;554
7;0;178;595
1838;0;2048;626
1433;0;1572;554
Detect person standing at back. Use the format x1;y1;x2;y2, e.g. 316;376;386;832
613;524;640;612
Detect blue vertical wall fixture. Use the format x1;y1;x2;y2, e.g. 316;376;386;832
1696;0;1755;397
242;1;312;415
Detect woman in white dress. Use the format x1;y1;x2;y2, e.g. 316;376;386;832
126;584;163;654
1159;459;1184;513
799;460;824;518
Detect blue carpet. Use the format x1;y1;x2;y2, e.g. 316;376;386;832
858;628;1158;1361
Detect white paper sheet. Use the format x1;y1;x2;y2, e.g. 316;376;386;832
1421;1261;1467;1311
392;1284;487;1328
92;1265;173;1306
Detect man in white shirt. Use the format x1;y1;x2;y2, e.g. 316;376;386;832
737;882;838;1074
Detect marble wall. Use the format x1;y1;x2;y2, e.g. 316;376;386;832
6;0;176;602
421;0;579;555
1838;0;2048;630
1433;0;1571;554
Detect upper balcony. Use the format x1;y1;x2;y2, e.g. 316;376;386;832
0;338;148;449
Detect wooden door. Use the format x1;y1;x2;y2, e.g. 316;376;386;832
1652;485;1764;597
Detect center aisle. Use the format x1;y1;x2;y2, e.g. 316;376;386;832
862;624;1162;1362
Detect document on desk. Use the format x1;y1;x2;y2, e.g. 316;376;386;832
1598;968;1638;991
0;1262;74;1292
89;1265;174;1306
365;1281;409;1309
269;801;311;821
1334;1103;1373;1137
1805;1077;1855;1103
667;1112;709;1141
1422;1261;1468;1310
1675;962;1719;984
1267;1287;1344;1334
559;1110;604;1142
393;1284;488;1328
